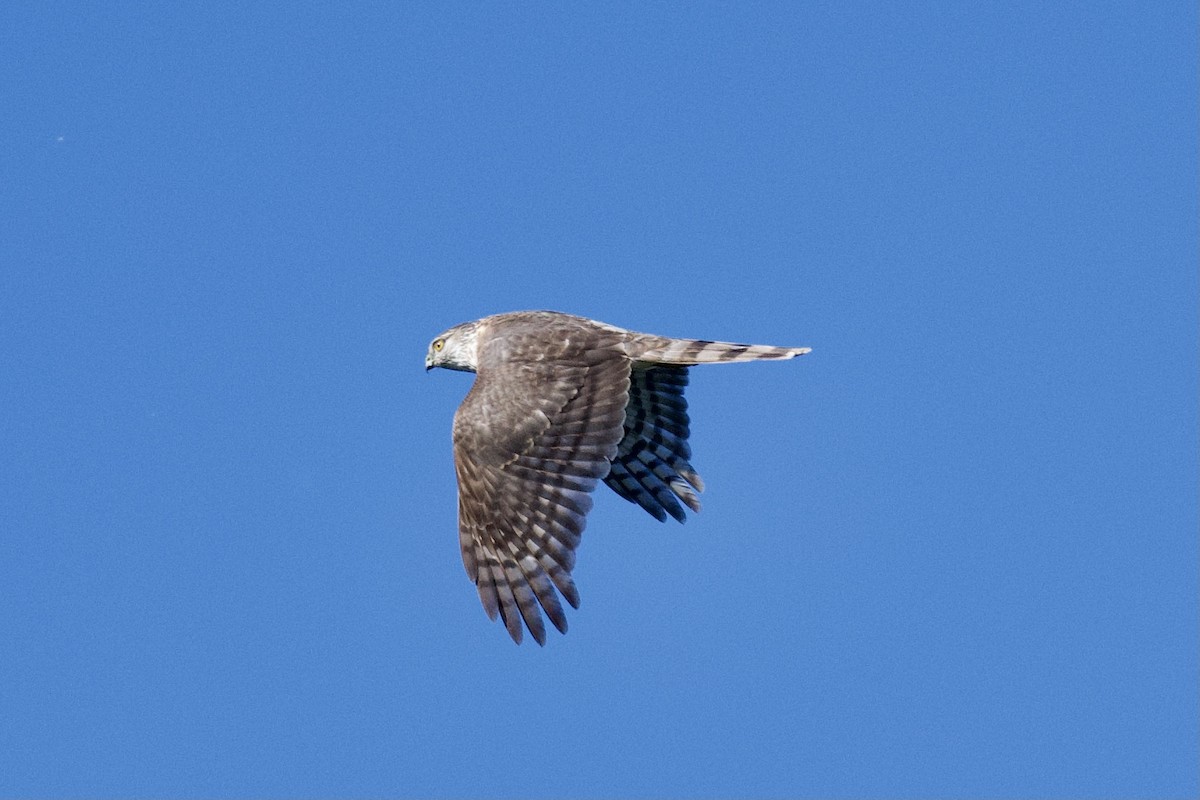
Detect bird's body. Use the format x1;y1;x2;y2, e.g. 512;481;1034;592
426;311;810;644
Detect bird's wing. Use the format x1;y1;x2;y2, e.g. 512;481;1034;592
603;365;704;523
452;320;628;645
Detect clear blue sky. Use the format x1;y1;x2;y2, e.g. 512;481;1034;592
1;3;1195;798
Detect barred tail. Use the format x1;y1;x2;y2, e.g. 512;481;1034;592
633;336;811;366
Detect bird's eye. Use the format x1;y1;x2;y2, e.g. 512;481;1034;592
433;339;445;351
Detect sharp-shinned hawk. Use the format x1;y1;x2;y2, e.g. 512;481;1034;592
425;311;810;645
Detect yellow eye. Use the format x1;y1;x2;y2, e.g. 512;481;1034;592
433;339;445;351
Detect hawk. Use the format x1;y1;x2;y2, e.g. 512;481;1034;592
425;311;810;644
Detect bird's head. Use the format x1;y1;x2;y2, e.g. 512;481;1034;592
425;321;480;372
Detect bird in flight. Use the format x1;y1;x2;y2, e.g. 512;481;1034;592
426;311;810;644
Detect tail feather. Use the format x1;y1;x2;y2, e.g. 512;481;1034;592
632;336;811;366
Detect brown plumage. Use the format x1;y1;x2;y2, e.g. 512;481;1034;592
425;311;810;644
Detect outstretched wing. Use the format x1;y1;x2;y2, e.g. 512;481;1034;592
601;330;809;523
603;366;704;523
452;321;629;645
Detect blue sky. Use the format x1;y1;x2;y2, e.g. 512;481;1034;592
1;2;1195;797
